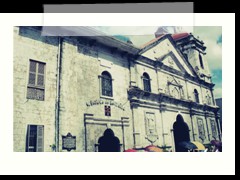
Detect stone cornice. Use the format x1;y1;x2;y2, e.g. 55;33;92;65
128;87;219;112
175;34;207;52
134;55;215;89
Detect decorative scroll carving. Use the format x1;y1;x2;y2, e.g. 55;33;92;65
166;76;185;99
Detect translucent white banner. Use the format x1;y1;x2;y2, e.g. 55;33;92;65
44;3;194;13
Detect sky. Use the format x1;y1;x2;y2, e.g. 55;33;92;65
93;26;222;99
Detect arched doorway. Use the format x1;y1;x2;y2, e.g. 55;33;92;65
173;114;190;152
98;129;121;152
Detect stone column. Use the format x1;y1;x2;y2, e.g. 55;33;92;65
159;104;166;147
200;85;205;104
215;112;222;141
84;113;94;152
204;112;211;141
130;103;140;148
130;60;137;87
189;108;196;141
211;88;216;106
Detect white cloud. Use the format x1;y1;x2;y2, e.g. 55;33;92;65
192;27;222;71
193;26;222;41
214;87;222;99
127;35;155;47
181;26;194;33
204;40;222;70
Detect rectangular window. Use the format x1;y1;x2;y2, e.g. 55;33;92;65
26;125;44;152
27;60;45;101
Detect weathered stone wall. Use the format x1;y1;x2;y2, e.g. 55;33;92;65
58;38;133;152
14;27;58;152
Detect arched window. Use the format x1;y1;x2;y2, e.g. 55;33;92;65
199;53;204;69
101;71;113;97
194;89;200;103
143;73;151;92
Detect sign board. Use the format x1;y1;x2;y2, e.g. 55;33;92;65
62;133;76;152
86;99;125;111
105;105;111;117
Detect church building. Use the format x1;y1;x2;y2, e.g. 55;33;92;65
13;26;221;152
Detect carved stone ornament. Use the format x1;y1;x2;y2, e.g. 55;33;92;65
128;87;144;98
167;76;185;99
146;134;159;144
197;118;206;142
211;120;217;139
206;92;212;105
145;112;158;143
168;56;174;68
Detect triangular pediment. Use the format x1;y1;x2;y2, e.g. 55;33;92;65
139;35;196;77
168;76;181;86
161;52;182;72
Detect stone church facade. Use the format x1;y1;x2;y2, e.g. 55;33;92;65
13;26;221;152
